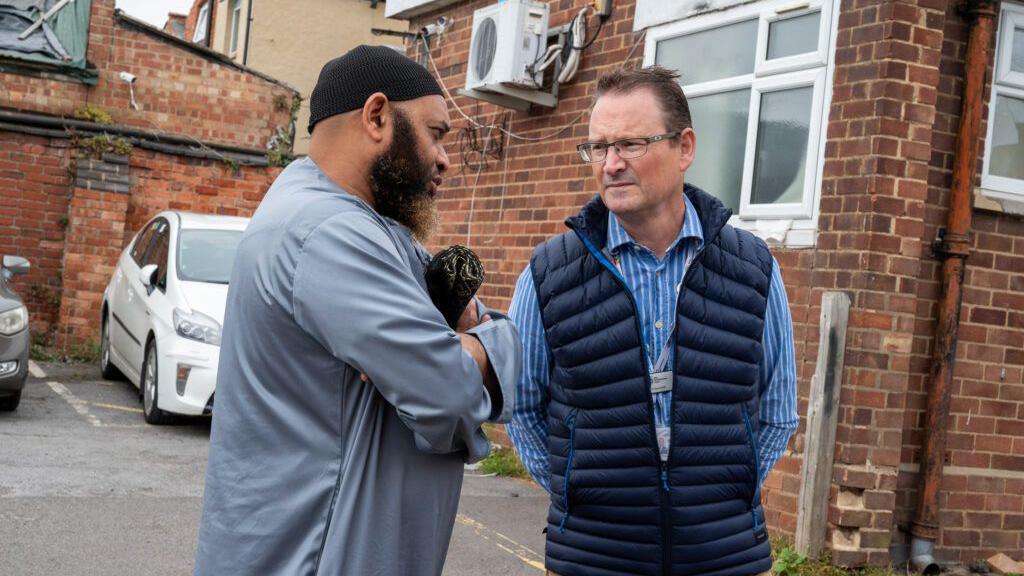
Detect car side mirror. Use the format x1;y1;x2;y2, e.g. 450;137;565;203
139;264;159;294
2;255;30;276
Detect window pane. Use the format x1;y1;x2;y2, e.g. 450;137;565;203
751;86;813;205
178;230;244;284
655;19;758;85
192;3;209;44
989;94;1024;180
131;222;159;265
230;0;241;53
687;89;751;213
767;12;821;60
146;230;170;289
1013;27;1024;74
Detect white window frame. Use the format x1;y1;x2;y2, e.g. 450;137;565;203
740;67;827;220
981;2;1024;201
229;0;242;55
643;0;840;247
192;2;209;44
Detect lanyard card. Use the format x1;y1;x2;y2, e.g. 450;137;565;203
650;371;673;394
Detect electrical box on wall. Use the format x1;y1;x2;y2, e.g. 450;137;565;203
465;0;550;93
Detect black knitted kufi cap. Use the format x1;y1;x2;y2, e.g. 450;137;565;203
307;45;443;134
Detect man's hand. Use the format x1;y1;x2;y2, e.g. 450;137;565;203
456;299;491;332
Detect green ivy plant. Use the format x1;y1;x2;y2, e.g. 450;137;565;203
73;105;114;126
72;133;133;158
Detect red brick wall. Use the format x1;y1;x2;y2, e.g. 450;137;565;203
57;184;132;347
408;0;1023;566
50;150;281;346
1;0;291;150
125;150;280;240
0;0;295;345
0;132;72;337
890;3;1024;563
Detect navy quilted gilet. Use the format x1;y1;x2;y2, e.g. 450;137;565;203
530;185;775;576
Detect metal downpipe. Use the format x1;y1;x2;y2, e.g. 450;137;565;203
909;2;996;572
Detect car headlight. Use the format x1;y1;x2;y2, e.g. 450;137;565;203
173;308;221;346
0;305;27;336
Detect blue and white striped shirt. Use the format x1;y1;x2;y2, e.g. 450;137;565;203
507;193;799;493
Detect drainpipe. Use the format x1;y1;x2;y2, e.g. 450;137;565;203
205;0;215;49
242;0;254;66
909;1;997;574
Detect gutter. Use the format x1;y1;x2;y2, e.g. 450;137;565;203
0;109;276;166
909;2;998;573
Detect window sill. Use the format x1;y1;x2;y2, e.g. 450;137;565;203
974;187;1024;216
730;216;817;248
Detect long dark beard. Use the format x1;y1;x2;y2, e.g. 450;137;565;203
369;110;439;241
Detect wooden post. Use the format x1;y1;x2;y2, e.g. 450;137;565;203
795;291;851;558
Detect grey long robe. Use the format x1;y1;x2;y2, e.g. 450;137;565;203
194;158;520;576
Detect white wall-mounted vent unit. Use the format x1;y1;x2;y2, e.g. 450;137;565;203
465;0;549;93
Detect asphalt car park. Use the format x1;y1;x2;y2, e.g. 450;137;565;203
0;360;549;575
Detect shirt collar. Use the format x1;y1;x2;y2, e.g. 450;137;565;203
606;191;704;255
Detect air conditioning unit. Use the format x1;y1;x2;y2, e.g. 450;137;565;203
465;0;549;93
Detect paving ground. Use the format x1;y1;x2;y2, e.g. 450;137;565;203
0;361;549;576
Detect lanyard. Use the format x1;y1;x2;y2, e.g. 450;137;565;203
610;250;680;377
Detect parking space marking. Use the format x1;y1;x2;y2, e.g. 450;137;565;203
456;514;545;572
45;381;103;427
90;402;143;414
28;361;46;379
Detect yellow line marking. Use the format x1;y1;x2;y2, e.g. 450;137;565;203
90;402;143;414
457;514;545;572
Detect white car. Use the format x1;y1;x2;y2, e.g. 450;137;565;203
101;212;248;424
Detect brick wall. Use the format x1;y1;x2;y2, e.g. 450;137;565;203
0;132;72;336
125;150;280;243
1;0;293;150
891;2;1024;563
407;0;1023;566
57;156;133;347
50;150;282;346
812;0;947;566
0;0;296;345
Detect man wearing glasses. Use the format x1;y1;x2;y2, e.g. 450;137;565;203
507;66;798;576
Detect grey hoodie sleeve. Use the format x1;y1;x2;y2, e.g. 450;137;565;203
291;211;495;461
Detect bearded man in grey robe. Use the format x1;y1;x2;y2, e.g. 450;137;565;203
194;45;520;576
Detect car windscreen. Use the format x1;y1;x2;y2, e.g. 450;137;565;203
176;229;244;284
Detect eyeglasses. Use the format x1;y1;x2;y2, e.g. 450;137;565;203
576;132;680;163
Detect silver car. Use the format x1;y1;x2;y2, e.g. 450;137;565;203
0;255;30;412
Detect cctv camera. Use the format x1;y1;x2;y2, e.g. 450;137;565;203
421;15;449;37
119;71;136;83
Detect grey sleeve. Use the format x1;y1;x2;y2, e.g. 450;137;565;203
291;212;494;460
466;299;521;424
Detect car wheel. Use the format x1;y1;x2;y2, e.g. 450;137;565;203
0;391;21;412
100;315;124;381
141;339;173;425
